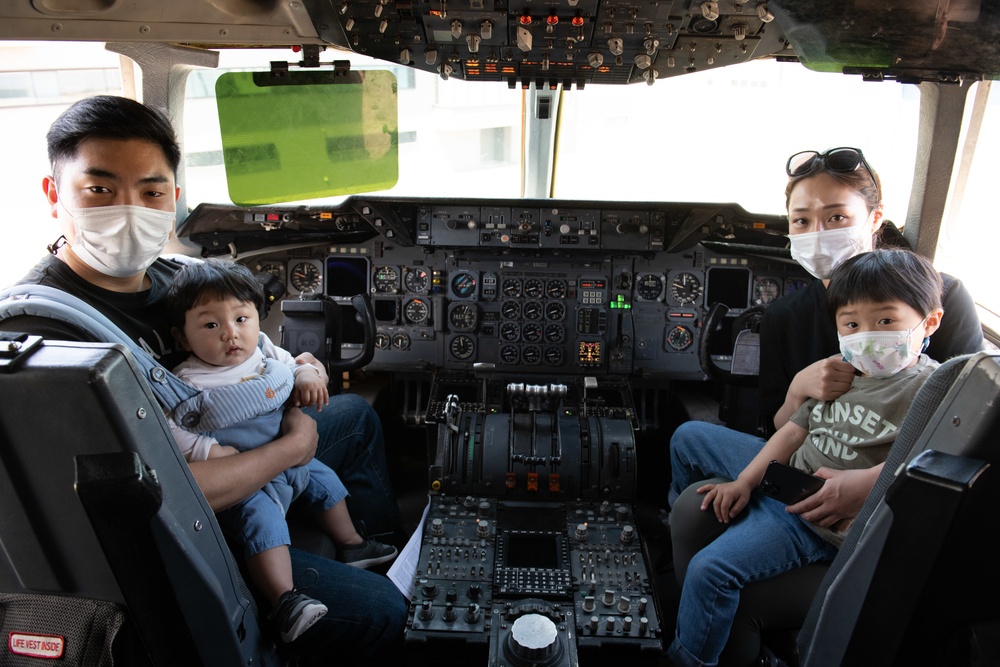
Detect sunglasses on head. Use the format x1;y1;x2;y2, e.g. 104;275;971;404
786;147;880;202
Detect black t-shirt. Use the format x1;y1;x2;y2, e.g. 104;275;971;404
758;272;984;435
1;254;189;370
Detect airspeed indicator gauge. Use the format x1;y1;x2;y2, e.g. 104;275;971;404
670;272;703;306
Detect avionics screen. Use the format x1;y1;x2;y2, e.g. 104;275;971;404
705;267;750;309
326;256;369;297
338;303;365;345
504;533;560;569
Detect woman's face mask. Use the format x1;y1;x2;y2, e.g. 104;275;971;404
789;221;873;280
838;318;929;378
62;203;175;277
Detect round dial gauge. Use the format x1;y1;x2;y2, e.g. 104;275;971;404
391;333;410;350
522;322;543;342
375;331;391;350
449;334;476;360
499;321;521;341
256;261;285;279
753;277;782;305
545;279;567;299
636;273;664;301
290;261;322;293
404;268;429;293
545;301;565;321
501;278;522;297
670;272;703;306
404;298;430;325
544;323;565;343
785;277;810;295
544;346;564;365
522;300;543;320
499;345;520;364
666;325;694;350
450;272;478;298
522;345;542;364
372;266;399;292
523;278;544;298
448;303;478;331
501;300;521;319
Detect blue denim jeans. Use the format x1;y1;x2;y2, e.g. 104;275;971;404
305;393;401;541
287;548;407;664
218;459;349;559
666;422;837;667
275;393;405;662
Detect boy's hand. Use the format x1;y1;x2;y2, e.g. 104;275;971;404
293;370;330;411
697;478;753;523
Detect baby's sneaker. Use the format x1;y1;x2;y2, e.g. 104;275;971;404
338;539;398;569
269;590;328;643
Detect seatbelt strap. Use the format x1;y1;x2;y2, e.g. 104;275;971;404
0;284;292;432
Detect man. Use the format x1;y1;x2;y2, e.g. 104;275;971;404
0;95;406;662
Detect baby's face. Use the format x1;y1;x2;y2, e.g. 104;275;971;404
179;296;260;367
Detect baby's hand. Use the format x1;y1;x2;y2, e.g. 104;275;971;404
293;370;330;411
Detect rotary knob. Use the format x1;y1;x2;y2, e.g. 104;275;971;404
574;523;588;541
476;520;491;538
507;614;560;663
431;518;445;537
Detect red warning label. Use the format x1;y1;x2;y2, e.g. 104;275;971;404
8;632;65;659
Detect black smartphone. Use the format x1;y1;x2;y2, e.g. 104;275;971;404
758;460;825;504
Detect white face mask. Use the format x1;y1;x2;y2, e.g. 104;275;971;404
838;320;928;378
788;223;873;280
63;203;175;278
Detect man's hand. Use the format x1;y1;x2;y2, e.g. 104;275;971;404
281;406;319;467
697;478;754;523
293;369;330;411
786;465;880;528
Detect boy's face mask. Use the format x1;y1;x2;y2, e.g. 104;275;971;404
838;318;929;378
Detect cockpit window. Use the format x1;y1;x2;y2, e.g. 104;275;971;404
553;58;921;218
184;49;523;209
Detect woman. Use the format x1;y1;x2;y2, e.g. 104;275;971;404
666;147;984;665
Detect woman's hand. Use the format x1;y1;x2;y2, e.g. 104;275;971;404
786;465;881;528
790;354;856;403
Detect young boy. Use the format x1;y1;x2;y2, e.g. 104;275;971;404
667;248;944;667
165;258;397;643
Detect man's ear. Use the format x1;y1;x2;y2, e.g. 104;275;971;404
923;308;945;338
43;176;59;219
172;325;191;352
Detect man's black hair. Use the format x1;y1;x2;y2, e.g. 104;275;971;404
826;249;943;318
47;95;181;181
167;259;264;329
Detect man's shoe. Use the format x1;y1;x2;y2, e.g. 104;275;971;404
338;539;398;569
269;590;328;643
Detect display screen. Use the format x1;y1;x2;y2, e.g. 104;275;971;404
339;303;365;345
705;267;750;309
504;533;560;569
326;256;369;297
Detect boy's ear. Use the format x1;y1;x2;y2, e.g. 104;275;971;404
923;308;945;338
172;325;191;352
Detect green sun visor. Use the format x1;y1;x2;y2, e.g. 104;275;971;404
215;69;398;206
